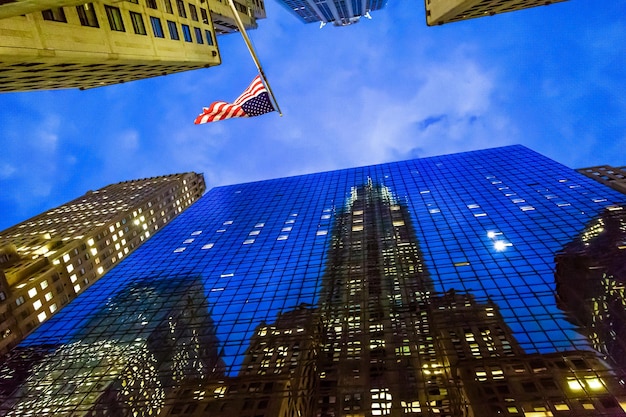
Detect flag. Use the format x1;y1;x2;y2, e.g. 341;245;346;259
194;76;275;124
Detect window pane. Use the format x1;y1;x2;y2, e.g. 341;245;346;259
42;8;67;22
194;27;203;44
205;29;214;46
164;0;174;13
176;0;187;18
182;24;192;42
150;16;164;38
146;0;158;8
167;20;179;40
76;3;98;27
189;4;198;21
130;11;147;35
105;5;125;31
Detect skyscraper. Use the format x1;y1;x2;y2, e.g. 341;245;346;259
0;0;264;92
577;165;626;195
275;0;386;26
1;145;626;416
0;172;205;357
424;0;568;26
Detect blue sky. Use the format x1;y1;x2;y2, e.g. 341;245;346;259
0;0;624;231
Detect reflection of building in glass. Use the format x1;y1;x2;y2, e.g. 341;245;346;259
577;166;626;195
556;205;626;370
0;172;205;358
2;145;626;416
0;276;224;416
425;0;568;26
275;0;386;26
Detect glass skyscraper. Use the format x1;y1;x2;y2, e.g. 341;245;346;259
1;144;626;416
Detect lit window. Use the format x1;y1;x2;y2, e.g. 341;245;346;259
243;239;255;245
45;292;53;301
28;288;37;298
33;300;42;310
74;284;81;293
202;243;214;250
49;303;57;313
173;247;186;253
183;239;194;244
316;230;328;236
191;230;202;235
277;235;288;241
40;281;48;289
37;311;47;323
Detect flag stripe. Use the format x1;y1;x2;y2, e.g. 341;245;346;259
194;75;275;124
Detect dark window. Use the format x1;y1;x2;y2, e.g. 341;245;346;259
146;0;158;8
76;3;99;27
200;8;209;24
126;0;139;3
42;8;67;22
194;27;203;43
167;20;179;40
182;24;192;42
164;0;174;13
105;5;125;31
130;11;147;35
189;3;198;21
205;30;214;46
150;16;164;37
176;0;187;17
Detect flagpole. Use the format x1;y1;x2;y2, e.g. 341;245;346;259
226;0;283;116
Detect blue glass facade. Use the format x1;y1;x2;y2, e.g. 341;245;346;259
2;145;626;416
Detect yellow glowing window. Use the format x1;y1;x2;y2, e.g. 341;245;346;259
37;311;47;323
585;377;604;390
97;266;104;274
581;402;595;410
27;288;37;298
62;253;70;262
73;284;81;293
33;300;42;310
49;303;57;313
567;378;584;391
352;225;364;232
554;403;569;411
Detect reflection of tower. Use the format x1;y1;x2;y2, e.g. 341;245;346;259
317;179;466;416
0;276;224;417
556;204;626;370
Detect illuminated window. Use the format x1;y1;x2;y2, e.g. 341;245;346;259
33;300;42;310
27;288;37;298
202;243;214;249
37;311;47;323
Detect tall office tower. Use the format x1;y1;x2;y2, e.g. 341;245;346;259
0;0;263;92
577;166;626;195
275;0;386;26
0;172;205;358
2;145;626;416
556;204;626;370
424;0;568;26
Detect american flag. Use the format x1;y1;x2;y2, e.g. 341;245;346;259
194;76;275;124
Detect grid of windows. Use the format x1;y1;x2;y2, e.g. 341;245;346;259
2;146;625;416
